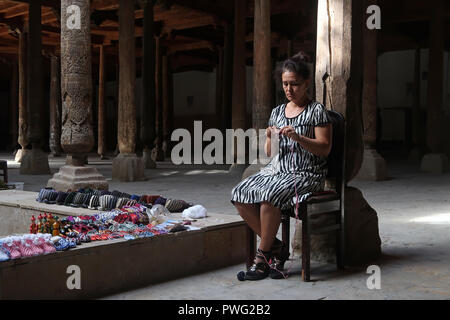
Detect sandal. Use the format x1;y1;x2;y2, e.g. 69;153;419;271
244;249;272;281
269;241;290;279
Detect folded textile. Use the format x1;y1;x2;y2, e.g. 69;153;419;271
182;205;207;219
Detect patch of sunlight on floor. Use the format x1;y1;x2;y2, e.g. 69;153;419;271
410;213;450;225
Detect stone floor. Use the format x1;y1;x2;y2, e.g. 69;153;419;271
2;153;450;300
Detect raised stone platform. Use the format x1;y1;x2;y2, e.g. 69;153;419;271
0;190;249;299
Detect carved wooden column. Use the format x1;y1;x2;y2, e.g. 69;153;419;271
409;47;427;163
315;0;364;182
141;0;157;168
162;53;170;157
231;0;247;132
20;0;50;174
355;0;387;181
252;0;272;131
312;0;381;268
48;0;108;190
229;0;248;174
112;0;145;181
49;55;62;157
152;35;165;161
10;60;18;153
420;0;448;173
222;22;233;132
15;27;28;162
98;45;106;159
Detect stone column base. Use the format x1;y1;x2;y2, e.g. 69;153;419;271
292;187;382;267
14;148;28;163
355;149;387;181
420;153;449;174
47;165;108;191
20;148;50;175
143;147;156;169
112;154;146;182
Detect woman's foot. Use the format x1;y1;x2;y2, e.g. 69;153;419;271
269;241;290;279
245;249;272;281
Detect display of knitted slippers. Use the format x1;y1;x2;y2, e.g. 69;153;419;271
125;200;137;207
44;190;59;204
111;190;123;198
64;192;77;206
70;193;85;208
55;191;69;205
36;188;54;203
88;195;100;210
165;199;192;213
115;197;130;209
99;195;117;211
52;237;70;251
0;243;9;261
81;193;94;208
154;196;167;206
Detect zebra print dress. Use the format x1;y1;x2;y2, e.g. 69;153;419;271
231;101;331;210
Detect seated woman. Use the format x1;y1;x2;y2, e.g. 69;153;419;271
231;52;333;280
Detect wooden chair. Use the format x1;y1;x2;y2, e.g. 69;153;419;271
0;160;8;184
246;110;346;281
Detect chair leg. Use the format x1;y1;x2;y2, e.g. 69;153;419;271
281;214;290;249
246;226;256;270
301;207;310;282
336;212;344;270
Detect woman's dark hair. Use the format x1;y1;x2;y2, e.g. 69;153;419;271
275;51;311;81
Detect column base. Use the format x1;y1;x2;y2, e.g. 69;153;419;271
420;153;449;174
143;147;156;169
19;148;50;175
14;148;28;163
293;187;382;266
355;149;388;181
47;165;108;191
112;153;146;182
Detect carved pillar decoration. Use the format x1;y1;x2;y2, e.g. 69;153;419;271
141;0;157;168
98;45;106;159
315;0;364;182
420;0;448;173
47;0;107;190
112;0;145;181
355;0;387;181
16;27;28;162
49;55;62;157
252;0;272;131
20;0;50;174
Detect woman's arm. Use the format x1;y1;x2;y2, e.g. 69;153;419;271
264;126;278;157
280;124;333;157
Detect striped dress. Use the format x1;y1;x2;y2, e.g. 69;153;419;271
231;101;331;210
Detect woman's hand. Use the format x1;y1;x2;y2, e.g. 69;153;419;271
280;126;301;143
266;126;279;139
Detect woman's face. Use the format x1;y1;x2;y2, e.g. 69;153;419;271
282;71;309;104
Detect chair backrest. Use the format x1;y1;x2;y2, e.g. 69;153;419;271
325;110;346;195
